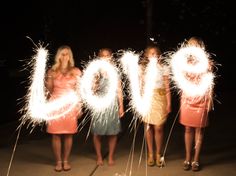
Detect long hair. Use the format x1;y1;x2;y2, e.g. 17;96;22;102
51;45;75;71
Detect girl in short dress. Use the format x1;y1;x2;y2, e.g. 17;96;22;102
140;45;171;167
179;37;213;171
91;48;124;166
46;45;82;171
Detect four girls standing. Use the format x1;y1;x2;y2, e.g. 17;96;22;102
42;37;214;172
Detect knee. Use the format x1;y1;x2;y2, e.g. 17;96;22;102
185;127;194;134
154;126;163;134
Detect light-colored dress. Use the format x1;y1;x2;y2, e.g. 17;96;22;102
179;94;210;128
142;64;169;126
91;75;121;135
47;72;80;134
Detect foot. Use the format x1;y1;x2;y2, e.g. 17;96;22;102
63;161;71;171
96;159;104;166
108;158;115;166
156;154;165;167
54;161;62;172
183;161;191;171
191;161;201;171
147;153;155;167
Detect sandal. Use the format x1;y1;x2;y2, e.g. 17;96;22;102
191;161;200;171
147;153;155;166
183;161;191;171
54;161;62;172
63;161;71;171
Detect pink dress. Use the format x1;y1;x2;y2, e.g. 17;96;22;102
47;72;81;134
179;94;210;128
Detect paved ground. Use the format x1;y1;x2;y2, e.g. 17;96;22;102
1;91;236;176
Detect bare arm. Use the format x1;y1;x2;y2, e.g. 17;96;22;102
207;88;214;112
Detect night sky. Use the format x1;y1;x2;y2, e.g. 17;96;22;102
0;0;235;123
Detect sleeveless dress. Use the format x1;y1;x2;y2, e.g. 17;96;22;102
47;72;81;134
91;75;121;135
142;65;169;126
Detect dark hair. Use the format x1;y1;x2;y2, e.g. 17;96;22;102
98;48;113;57
139;44;162;68
144;45;162;57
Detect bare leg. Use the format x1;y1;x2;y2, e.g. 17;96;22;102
108;135;117;166
154;125;164;166
193;128;204;162
63;134;73;170
144;124;154;154
153;125;164;155
52;134;62;171
144;124;155;166
185;126;194;162
93;134;103;165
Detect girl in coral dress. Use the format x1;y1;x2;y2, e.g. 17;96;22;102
179;37;213;172
46;45;82;172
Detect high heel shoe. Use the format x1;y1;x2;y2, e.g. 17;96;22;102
156;154;164;167
183;160;191;171
147;153;155;166
191;161;200;171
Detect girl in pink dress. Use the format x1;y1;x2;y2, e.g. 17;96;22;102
179;37;213;171
45;45;82;172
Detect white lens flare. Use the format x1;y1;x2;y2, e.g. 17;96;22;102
170;46;214;97
22;47;80;124
120;51;161;117
80;59;119;113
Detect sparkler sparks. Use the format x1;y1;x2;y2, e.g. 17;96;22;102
21;47;80;125
80;59;119;113
120;51;161;118
170;45;214;97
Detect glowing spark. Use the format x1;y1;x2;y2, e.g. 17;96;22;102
120;51;161;117
80;59;119;113
23;47;80;123
170;46;214;97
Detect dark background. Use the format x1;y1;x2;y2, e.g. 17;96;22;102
0;0;235;124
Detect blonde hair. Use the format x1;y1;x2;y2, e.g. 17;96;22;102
52;45;75;71
187;36;205;48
